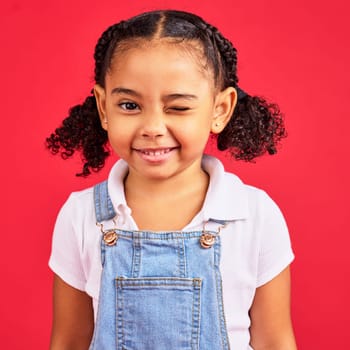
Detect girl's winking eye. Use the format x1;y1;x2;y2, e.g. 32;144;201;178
170;106;190;111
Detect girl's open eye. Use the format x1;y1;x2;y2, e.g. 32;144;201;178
118;102;140;111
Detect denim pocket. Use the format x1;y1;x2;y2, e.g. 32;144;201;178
115;277;202;350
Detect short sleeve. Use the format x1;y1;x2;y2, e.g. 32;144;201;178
48;194;87;291
256;191;294;287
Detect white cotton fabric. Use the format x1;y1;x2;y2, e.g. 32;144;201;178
49;155;294;349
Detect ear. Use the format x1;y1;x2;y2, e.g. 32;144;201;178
94;84;108;131
211;87;237;134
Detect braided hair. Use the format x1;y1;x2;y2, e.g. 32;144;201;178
46;10;286;176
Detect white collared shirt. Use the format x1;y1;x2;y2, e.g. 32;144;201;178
49;155;294;349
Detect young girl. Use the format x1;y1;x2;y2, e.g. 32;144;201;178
47;10;297;350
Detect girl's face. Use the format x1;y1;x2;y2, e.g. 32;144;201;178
95;40;235;182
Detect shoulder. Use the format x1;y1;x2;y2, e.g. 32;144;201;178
231;173;287;227
223;169;276;202
220;170;294;285
206;158;284;223
49;184;102;292
56;185;97;227
220;171;291;229
68;185;95;204
243;183;284;218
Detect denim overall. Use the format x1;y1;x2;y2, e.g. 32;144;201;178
89;181;231;350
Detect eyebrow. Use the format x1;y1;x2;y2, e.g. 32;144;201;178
111;87;198;101
165;93;198;101
111;87;141;97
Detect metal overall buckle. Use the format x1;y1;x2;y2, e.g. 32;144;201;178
200;220;228;249
96;216;119;246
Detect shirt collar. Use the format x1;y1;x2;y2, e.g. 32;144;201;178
107;155;249;221
107;159;131;217
201;155;249;221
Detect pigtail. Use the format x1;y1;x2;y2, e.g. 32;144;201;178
46;95;109;176
205;25;287;160
46;23;121;176
217;95;286;160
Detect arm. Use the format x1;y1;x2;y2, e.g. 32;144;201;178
50;274;94;350
249;266;297;350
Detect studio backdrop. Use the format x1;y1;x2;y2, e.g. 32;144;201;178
1;0;349;348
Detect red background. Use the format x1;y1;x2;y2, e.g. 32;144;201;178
1;0;349;348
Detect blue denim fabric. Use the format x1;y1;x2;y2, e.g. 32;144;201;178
89;181;230;350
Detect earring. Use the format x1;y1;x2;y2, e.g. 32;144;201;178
215;122;220;127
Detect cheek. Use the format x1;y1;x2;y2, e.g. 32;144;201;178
106;122;132;149
173;121;212;149
107;117;136;136
176;112;213;138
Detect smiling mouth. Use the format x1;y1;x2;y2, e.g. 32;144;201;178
134;147;178;163
139;148;173;156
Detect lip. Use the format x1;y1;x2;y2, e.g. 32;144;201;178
133;147;178;163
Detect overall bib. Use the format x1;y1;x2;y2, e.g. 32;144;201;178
89;181;231;350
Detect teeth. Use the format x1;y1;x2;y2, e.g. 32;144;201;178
142;148;170;156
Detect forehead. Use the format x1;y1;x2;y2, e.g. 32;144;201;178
107;38;214;85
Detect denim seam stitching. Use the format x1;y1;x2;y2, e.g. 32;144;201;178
214;238;230;349
191;282;201;349
132;234;141;278
176;236;187;278
116;279;124;350
94;183;101;222
110;229;218;235
115;278;198;287
182;237;187;277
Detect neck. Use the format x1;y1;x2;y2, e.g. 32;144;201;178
124;160;209;202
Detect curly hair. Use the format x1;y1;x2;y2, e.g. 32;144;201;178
46;10;286;176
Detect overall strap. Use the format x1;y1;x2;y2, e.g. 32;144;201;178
93;180;116;222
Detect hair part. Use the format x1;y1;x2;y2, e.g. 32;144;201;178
46;10;286;176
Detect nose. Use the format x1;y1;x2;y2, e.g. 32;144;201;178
140;110;167;138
